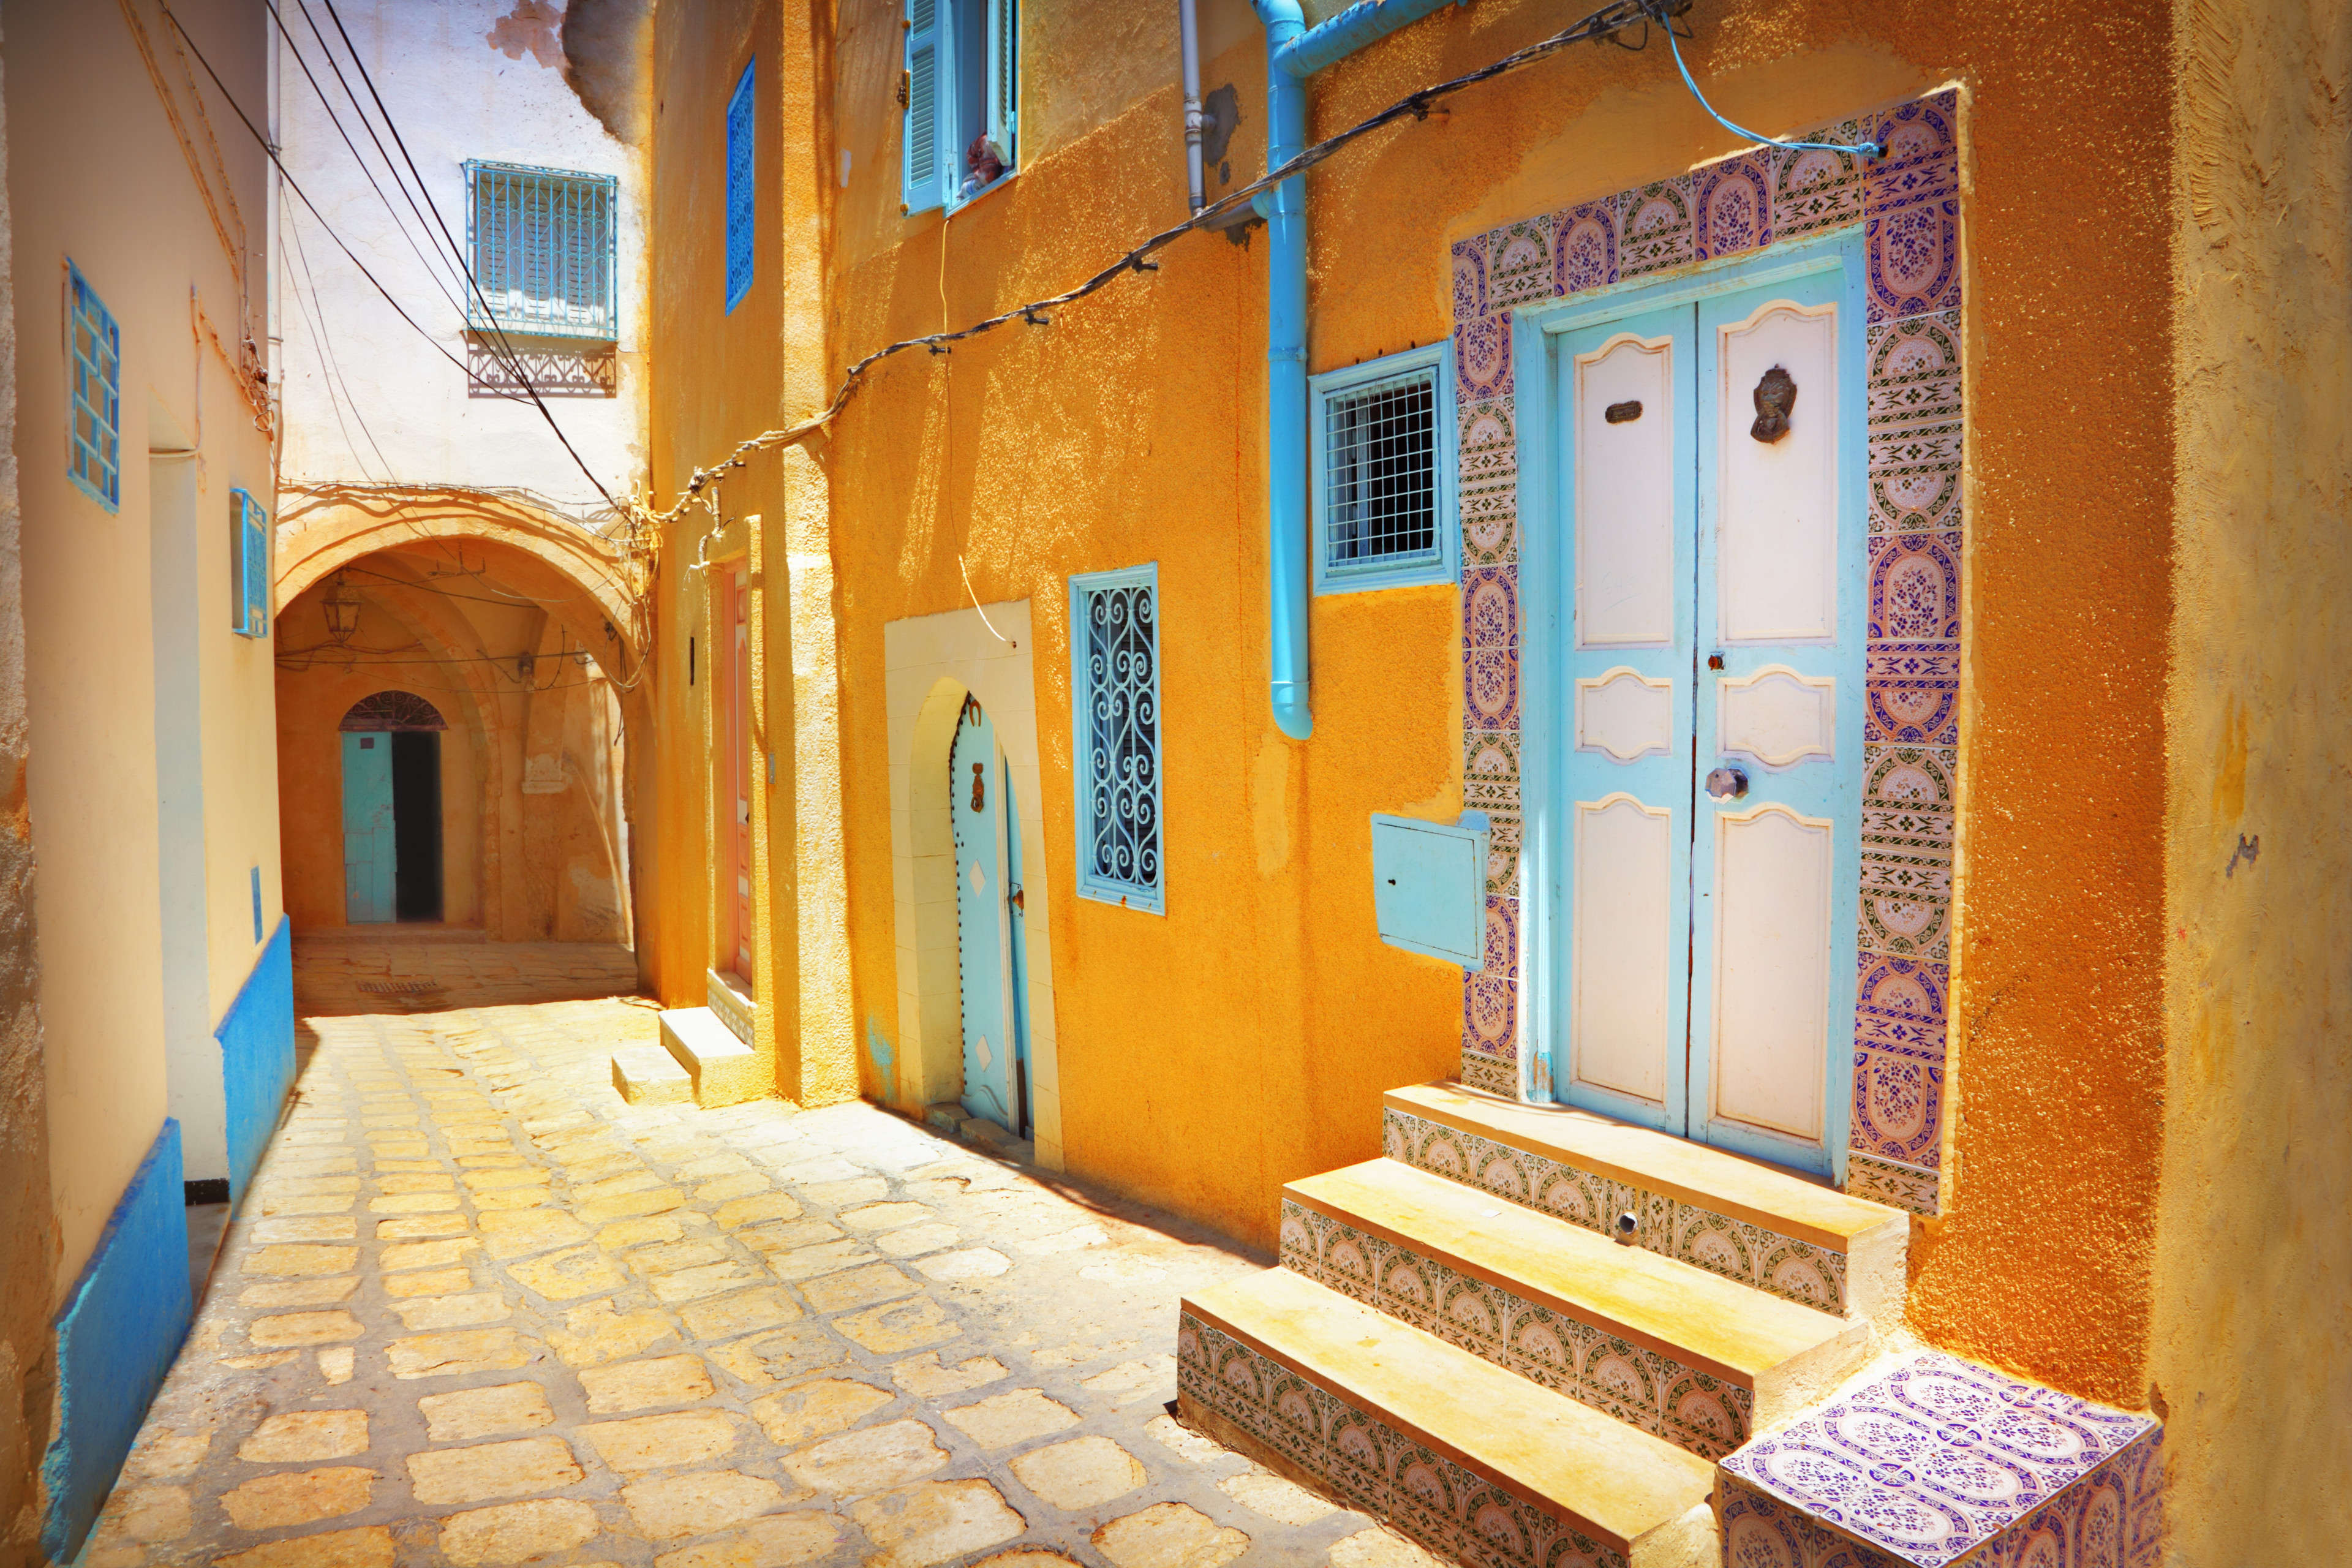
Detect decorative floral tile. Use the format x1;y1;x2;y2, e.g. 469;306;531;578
1464;643;1521;730
1867;201;1961;322
1857;843;1952;965
1770;119;1868;241
1853;951;1950;1061
1458;397;1518;488
1481;893;1518;979
1865;644;1960;747
1865;90;1961;218
1487;216;1558;311
1464;971;1517;1058
1458;1049;1519;1098
1695;150;1774;261
1460;488;1520;568
1178;1314;1634;1568
1858;748;1955;963
1616;176;1694;278
1463;730;1521;814
1462;566;1518;650
1454;312;1513;401
1551;200;1619;296
1846;1151;1940;1217
1721;1353;2159;1568
1868;530;1961;643
1452;235;1490;323
1852;1046;1943;1165
1866;311;1963;533
1382;1108;1852;1315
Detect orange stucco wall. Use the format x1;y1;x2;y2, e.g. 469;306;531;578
645;0;2179;1415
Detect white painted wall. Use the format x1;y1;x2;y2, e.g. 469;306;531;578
275;0;648;519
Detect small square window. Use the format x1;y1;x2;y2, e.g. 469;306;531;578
465;160;619;340
1311;343;1457;595
1069;563;1163;914
66;263;119;512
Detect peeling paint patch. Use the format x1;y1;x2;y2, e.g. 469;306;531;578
486;0;564;69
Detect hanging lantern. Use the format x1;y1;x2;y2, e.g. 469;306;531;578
322;574;361;645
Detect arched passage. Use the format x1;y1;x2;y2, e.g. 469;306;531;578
273;487;652;951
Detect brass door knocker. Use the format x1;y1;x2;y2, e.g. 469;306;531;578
1751;365;1796;443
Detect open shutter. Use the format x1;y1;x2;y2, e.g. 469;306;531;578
725;61;755;312
986;0;1018;172
902;0;948;213
232;489;269;638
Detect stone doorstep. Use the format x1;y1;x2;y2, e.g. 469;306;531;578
1384;1082;1907;1324
611;1046;691;1106
1178;1271;1716;1568
658;1008;763;1109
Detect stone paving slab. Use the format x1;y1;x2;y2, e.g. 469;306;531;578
80;949;1449;1568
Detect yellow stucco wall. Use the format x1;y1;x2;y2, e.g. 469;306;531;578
2151;1;2351;1560
646;0;2204;1421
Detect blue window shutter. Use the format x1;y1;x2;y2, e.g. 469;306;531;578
230;489;268;638
903;0;946;213
725;61;755;313
987;0;1017;170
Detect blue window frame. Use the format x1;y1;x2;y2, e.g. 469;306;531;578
725;61;756;314
1311;342;1457;595
67;263;119;511
1069;563;1163;914
902;0;1019;215
464;160;619;341
230;488;269;638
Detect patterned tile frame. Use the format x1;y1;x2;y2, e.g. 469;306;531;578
1279;1197;1756;1459
1718;1354;2162;1568
1451;91;1965;1218
1384;1106;1850;1316
1178;1311;1636;1568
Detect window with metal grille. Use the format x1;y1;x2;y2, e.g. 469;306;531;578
67;263;120;511
464;160;618;340
230;488;269;638
1310;342;1457;594
725;61;755;313
1070;564;1163;914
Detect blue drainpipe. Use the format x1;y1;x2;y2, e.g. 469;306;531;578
1250;0;1467;741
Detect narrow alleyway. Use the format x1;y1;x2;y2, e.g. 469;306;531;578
80;945;1436;1568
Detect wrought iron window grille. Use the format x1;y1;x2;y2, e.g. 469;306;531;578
464;160;619;342
1310;342;1458;595
1069;564;1163;914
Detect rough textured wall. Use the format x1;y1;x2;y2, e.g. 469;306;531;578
2154;0;2352;1559
0;18;56;1559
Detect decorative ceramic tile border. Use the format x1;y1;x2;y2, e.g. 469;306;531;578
1279;1199;1754;1458
1451;89;1964;1218
1177;1311;1631;1568
1721;1353;2158;1568
1384;1106;1850;1314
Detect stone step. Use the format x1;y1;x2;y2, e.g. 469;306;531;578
658;1007;763;1108
1384;1081;1906;1322
1283;1159;1867;1458
1179;1269;1716;1568
610;1044;690;1106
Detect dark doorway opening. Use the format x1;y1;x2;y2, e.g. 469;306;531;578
391;731;443;921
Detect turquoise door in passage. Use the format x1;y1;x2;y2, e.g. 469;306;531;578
342;731;396;924
952;697;1017;1133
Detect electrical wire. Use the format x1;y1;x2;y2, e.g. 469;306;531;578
282;204;393;480
1656;8;1881;159
644;0;1695;533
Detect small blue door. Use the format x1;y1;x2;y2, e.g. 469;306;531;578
342;731;396;923
952;698;1015;1131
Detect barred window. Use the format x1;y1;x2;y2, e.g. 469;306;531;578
725;61;755;313
1070;564;1163;913
465;161;618;341
67;263;119;511
1311;344;1457;594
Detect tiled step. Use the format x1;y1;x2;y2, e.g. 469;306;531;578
658;1007;763;1107
1283;1159;1868;1458
610;1044;690;1106
1385;1082;1907;1322
1180;1270;1717;1568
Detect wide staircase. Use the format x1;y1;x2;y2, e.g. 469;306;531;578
1176;1080;1909;1568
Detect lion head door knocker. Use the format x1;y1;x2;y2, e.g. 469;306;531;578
970;763;986;811
1750;364;1797;444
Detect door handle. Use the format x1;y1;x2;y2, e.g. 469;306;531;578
1008;886;1024;914
1705;765;1749;801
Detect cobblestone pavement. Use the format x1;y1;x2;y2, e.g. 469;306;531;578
83;946;1442;1568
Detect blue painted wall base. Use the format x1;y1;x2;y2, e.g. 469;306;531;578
40;1120;194;1562
219;917;295;1204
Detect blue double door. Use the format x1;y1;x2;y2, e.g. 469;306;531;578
952;697;1031;1136
1551;262;1864;1175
